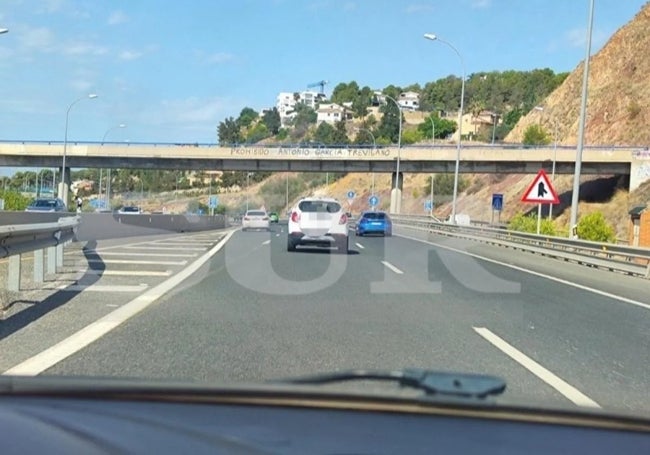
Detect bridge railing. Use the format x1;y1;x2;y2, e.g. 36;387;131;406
392;214;650;279
0;216;80;293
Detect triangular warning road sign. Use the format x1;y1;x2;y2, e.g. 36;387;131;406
521;170;559;204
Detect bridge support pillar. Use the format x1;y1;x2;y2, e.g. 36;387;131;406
57;166;71;207
630;160;650;191
389;172;403;214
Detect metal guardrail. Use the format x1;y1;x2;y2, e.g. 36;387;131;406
1;216;80;292
392;215;650;279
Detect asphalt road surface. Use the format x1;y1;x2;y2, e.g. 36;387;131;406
3;224;650;416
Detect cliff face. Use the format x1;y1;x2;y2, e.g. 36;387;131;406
507;2;650;146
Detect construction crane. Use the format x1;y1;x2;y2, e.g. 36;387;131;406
307;80;328;94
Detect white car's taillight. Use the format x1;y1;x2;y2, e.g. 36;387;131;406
243;216;250;221
291;211;300;223
339;213;348;224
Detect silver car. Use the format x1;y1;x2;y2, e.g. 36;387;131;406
242;210;270;231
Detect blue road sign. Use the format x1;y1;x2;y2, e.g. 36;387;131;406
492;193;504;211
209;195;219;208
369;195;379;207
347;190;356;199
424;200;433;211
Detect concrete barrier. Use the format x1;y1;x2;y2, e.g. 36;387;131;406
74;213;227;241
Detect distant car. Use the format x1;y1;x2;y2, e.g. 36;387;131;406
242;210;270;231
355;211;392;237
268;212;279;223
25;198;67;213
287;197;348;253
118;206;143;215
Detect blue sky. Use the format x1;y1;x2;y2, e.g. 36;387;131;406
0;0;647;144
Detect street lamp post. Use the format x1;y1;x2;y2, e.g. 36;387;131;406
424;34;465;223
246;172;253;211
549;119;559;219
375;91;402;214
491;112;499;145
101;123;126;210
60;93;98;207
569;0;595;237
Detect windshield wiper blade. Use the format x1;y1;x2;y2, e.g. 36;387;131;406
275;369;506;399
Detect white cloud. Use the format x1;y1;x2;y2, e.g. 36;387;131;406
18;26;55;50
471;0;491;9
205;52;234;64
405;4;434;14
119;50;143;61
70;78;94;92
343;2;356;11
40;0;67;13
141;97;241;128
62;41;108;56
107;10;128;26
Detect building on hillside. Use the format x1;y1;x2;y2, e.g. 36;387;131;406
276;90;327;126
443;110;501;141
316;103;352;124
398;91;420;111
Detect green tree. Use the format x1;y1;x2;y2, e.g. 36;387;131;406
215;204;227;215
262;107;281;135
217;117;243;144
377;99;401;143
577;212;616;242
351;86;373;118
331;119;349;144
237;107;258;128
0;190;31;210
314;122;335;144
402;129;424;145
246;122;270;143
331;81;360;105
522;124;550;145
417;114;457;140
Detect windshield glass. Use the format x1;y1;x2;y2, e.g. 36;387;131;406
299;201;341;213
32;199;57;207
1;0;649;423
362;213;386;220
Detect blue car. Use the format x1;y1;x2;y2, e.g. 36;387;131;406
355;211;392;237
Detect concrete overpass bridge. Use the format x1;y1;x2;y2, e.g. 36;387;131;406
1;141;649;191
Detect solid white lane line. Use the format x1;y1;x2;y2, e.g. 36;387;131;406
262;240;271;245
55;284;149;293
83;270;173;277
473;327;601;408
85;252;197;258
86;259;187;266
3;229;237;376
355;243;365;249
121;246;206;251
381;261;404;275
397;232;650;312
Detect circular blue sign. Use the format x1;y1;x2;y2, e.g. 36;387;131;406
369;195;379;207
347;190;356;199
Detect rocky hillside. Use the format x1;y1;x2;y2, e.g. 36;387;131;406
507;2;650;146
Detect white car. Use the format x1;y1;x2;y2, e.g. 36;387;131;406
287;197;348;253
242;210;270;231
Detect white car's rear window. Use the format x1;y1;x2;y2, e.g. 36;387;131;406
298;201;341;213
247;211;266;216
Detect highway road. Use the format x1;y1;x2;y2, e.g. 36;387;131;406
2;224;649;416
